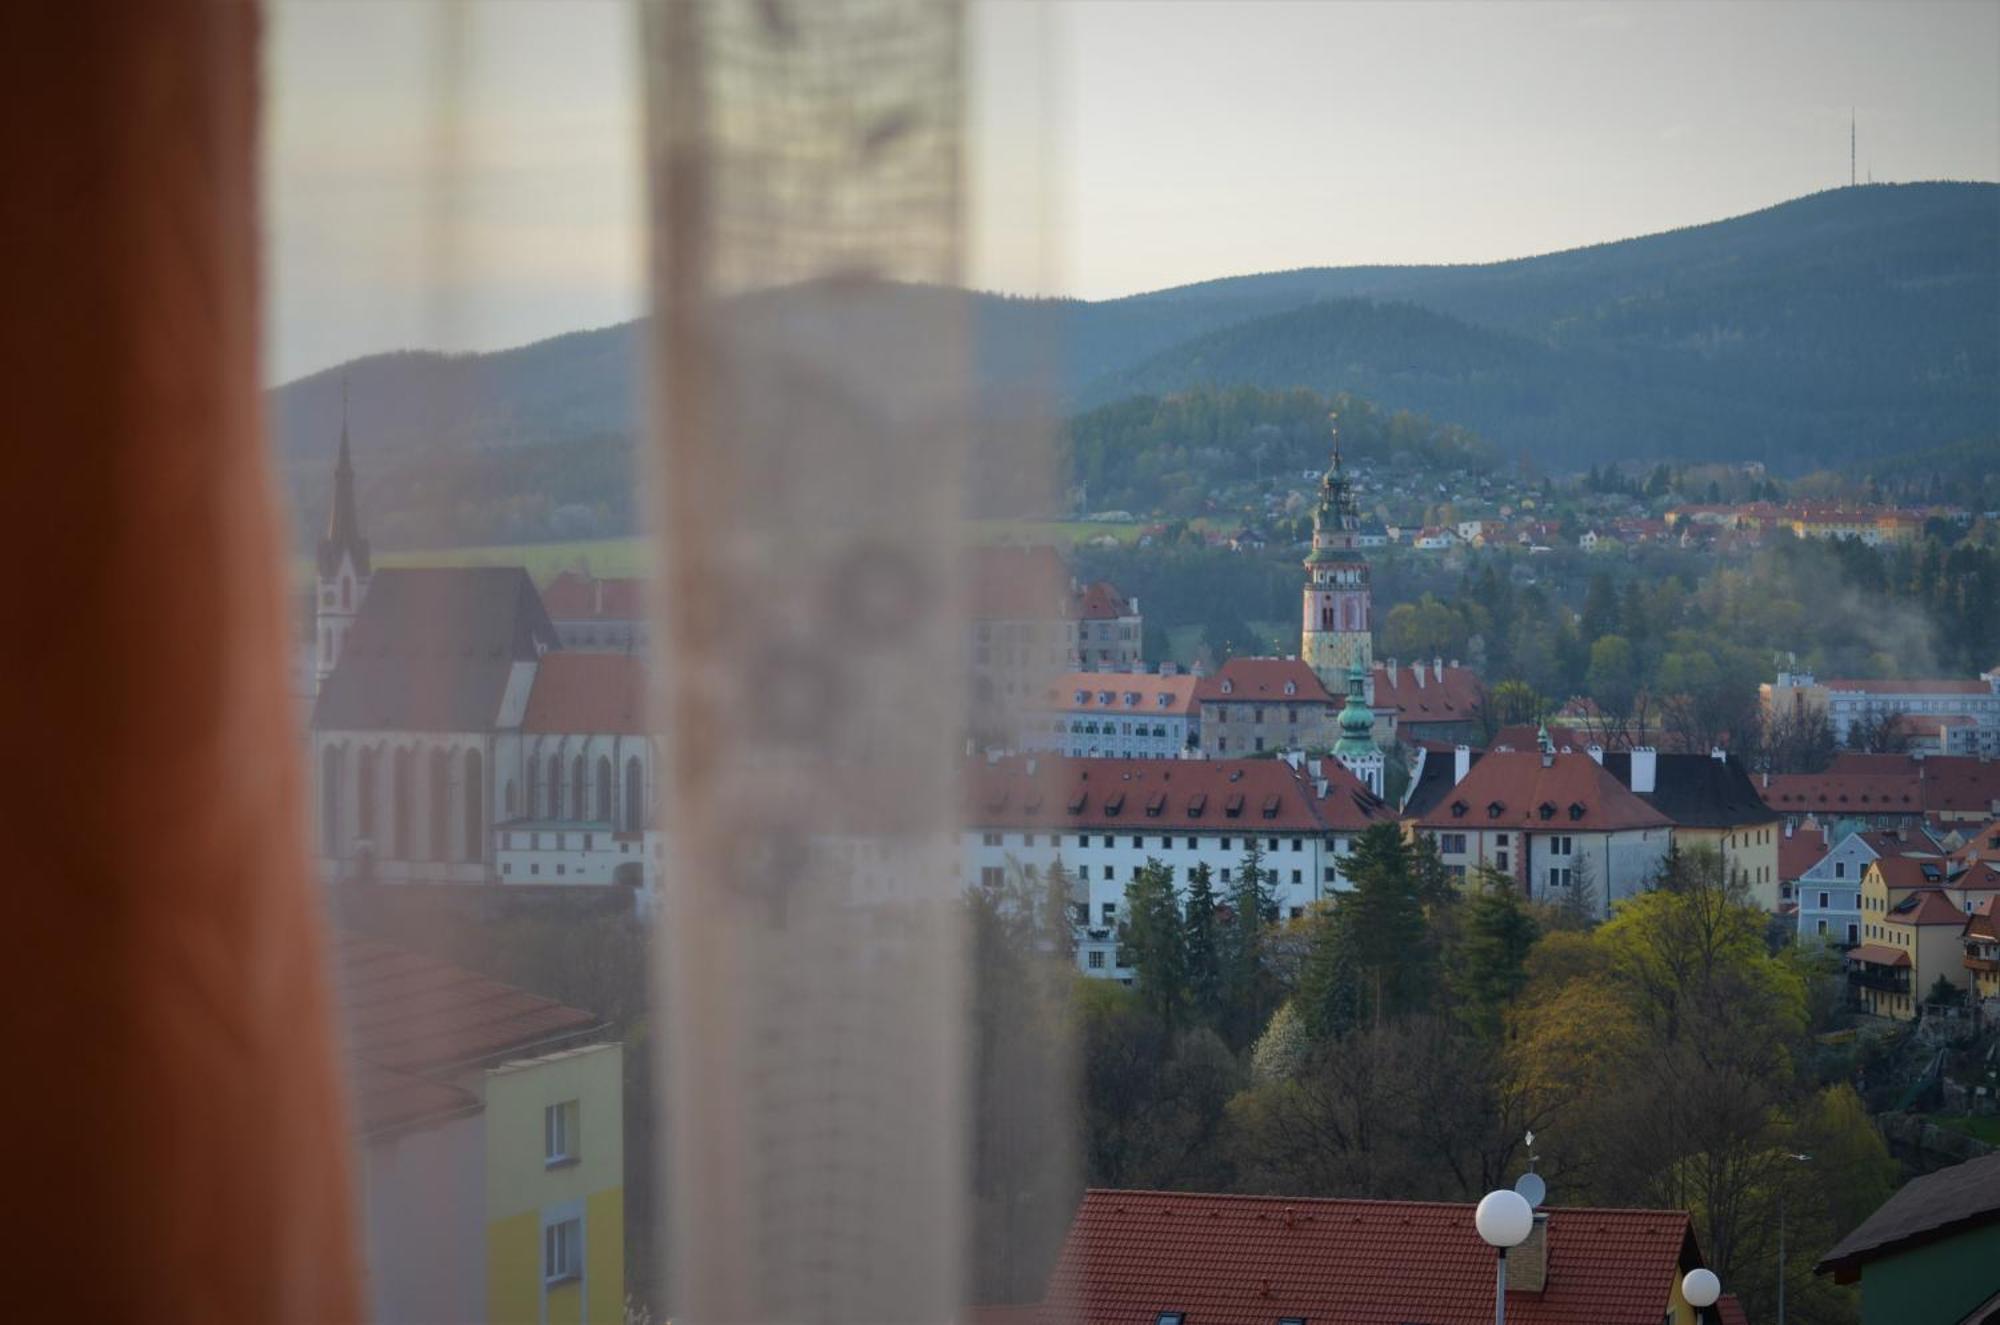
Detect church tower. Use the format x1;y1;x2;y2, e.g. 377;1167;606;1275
1333;664;1384;795
315;383;371;685
1300;415;1373;701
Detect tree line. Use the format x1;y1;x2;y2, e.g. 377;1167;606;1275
968;832;1896;1322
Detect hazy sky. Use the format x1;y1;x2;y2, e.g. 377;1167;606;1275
265;1;2000;383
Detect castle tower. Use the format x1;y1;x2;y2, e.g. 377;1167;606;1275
315;383;371;685
1300;415;1373;700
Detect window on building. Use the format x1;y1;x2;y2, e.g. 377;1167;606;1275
1101;902;1116;922
1267;837;1278;851
1087;950;1104;970
544;1217;582;1285
1102;835;1114;848
1290;869;1301;884
1548;866;1572;889
1132;835;1143;848
1290;837;1302;851
545;1100;580;1165
1819;891;1829;909
1323;866;1336;883
1221;868;1232;882
1254;736;1266;752
980;867;1002;889
982;832;1001;847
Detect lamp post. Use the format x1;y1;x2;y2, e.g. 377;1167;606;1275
1682;1267;1721;1324
1475;1188;1534;1325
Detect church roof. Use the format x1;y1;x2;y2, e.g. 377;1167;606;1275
312;567;558;732
523;653;648;734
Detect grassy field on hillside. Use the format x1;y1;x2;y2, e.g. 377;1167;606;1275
302;520;1145;587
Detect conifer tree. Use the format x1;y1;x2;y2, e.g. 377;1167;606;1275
1116;858;1187;1030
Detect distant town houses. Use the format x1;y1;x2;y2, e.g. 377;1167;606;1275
1791;825;1947;950
1763;668;2000;756
1829;812;2000;1022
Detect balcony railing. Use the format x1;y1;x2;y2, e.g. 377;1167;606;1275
1848;967;1911;994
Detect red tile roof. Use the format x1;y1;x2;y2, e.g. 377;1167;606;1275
1871;856;1950;892
335;932;602;1080
1070;580;1133;621
1034;672;1200;718
1848;942;1911;968
540;571;646;621
1038;1189;1703;1325
1778;824;1830;882
1416;751;1672;833
522;653;647;734
1195;658;1336;706
1762;755;2000;819
1372;662;1484;725
1890;889;1970;927
967;755;1395;835
1716;1295;1750;1325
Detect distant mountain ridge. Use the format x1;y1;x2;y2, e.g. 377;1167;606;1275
273;183;1998;543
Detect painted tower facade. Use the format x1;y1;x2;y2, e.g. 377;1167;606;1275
315;387;371;685
1300;420;1373;700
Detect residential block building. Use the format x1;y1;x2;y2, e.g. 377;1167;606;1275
1193;657;1337;755
1599;749;1782;910
1794;828;1945;949
1818;1152;2000;1325
341;934;624;1324
1412;746;1673;919
962;754;1397;980
1763;670;2000;756
1023;667;1199;759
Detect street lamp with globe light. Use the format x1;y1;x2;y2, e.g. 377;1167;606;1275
1475;1188;1535;1325
1683;1267;1722;1323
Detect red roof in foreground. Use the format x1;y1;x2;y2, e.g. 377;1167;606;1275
1039;1190;1702;1325
336;932;602;1133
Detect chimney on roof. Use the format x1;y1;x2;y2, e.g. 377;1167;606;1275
1632;747;1658;795
1711;746;1728;763
1505;1214;1549;1294
1026;756;1037;776
1433;657;1443;681
1415;665;1426;690
1385;659;1398;688
593;577;604;614
1160;661;1178;677
1586;744;1604;765
1454;744;1472;786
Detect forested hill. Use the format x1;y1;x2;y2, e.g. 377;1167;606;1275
1081;183;1999;466
272;183;1997;542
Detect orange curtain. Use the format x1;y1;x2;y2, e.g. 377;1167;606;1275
0;1;361;1318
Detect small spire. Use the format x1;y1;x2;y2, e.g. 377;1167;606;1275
319;377;370;579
